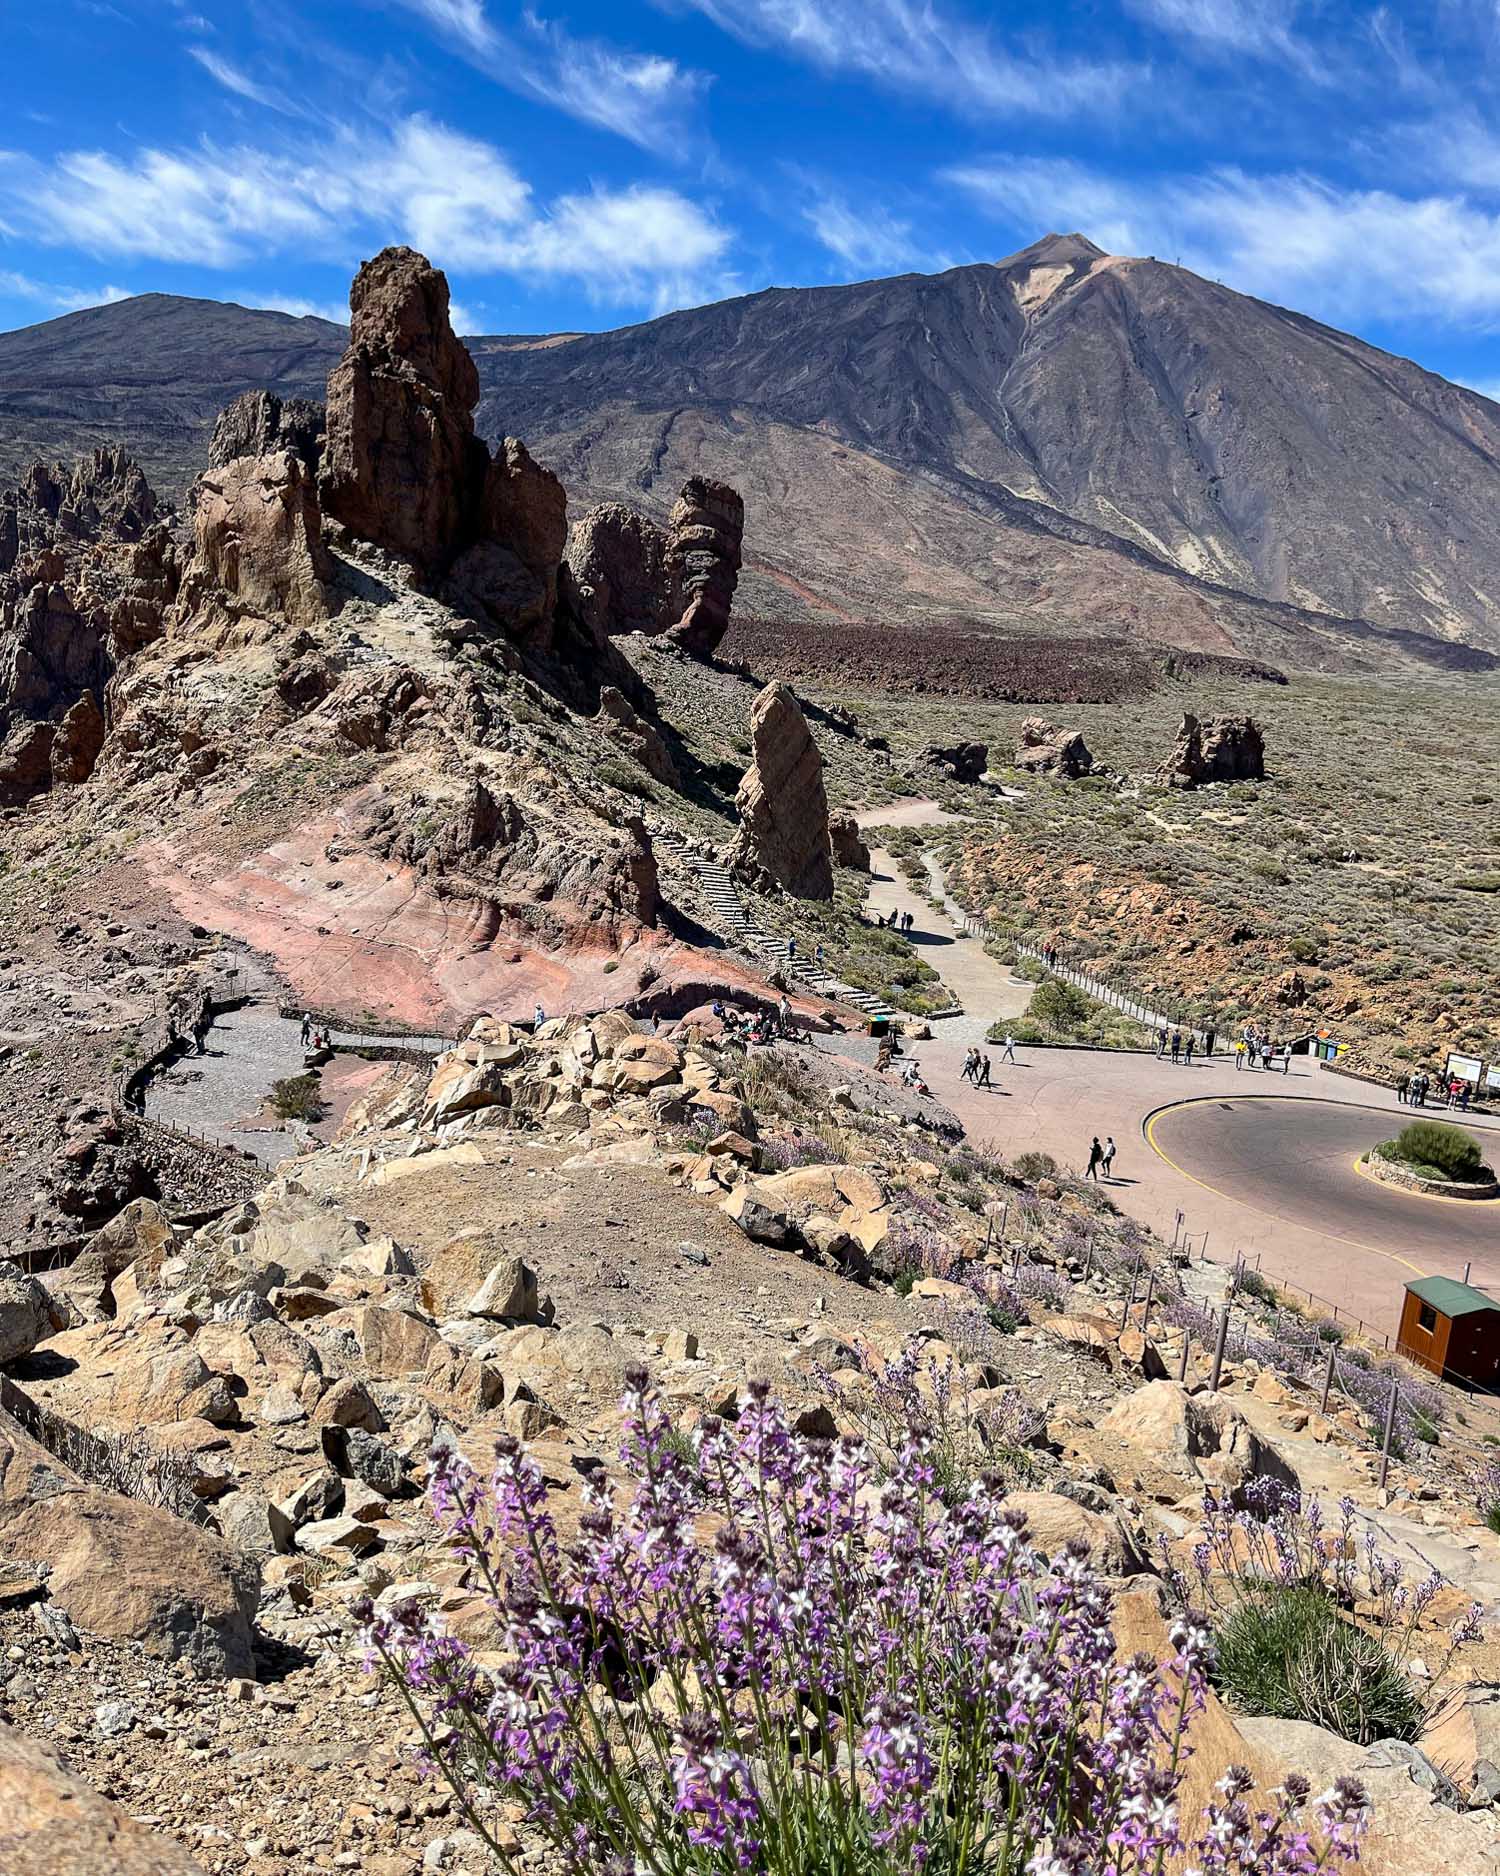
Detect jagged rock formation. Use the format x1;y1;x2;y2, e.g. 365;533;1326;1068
0;448;179;803
663;478;743;658
443;437;567;648
207;390;325;474
727;681;833;899
829;809;871;871
594;684;680;788
923;740;988;784
1015;717;1094;778
563;502;675;641
181;448;333;636
320;247;482;579
1159;713;1266;788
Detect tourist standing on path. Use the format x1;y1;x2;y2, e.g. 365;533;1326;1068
533;1003;546;1030
1156;1027;1168;1058
299;1013;311;1046
1235;1040;1245;1071
1396;1072;1409;1105
978;1054;992;1088
1086;1136;1104;1181
1001;1033;1017;1064
1204;1029;1215;1058
1184;1034;1195;1066
961;1047;978;1083
1170;1029;1181;1064
1101;1136;1116;1178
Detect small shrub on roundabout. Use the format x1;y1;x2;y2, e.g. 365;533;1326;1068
362;1370;1370;1876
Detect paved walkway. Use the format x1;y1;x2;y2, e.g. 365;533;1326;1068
836;799;1500;1336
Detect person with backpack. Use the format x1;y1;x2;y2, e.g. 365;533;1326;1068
1086;1136;1104;1181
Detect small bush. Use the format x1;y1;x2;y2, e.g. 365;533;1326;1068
1216;1590;1422;1745
270;1073;325;1122
1011;1149;1058;1182
1233;1266;1277;1305
1392;1120;1484;1181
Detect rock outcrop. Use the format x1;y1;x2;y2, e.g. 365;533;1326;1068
663;478;743;658
442;437;567;647
829;809;870;871
183;448;333;635
923;740;988;783
207;389;325;474
563;502;675;641
320;247;482;580
1015;716;1094;777
595;684;680;788
727;681;833;898
1158;712;1266;788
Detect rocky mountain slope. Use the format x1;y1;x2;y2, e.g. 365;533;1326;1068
6;238;1500;670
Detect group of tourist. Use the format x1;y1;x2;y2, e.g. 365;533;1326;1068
1396;1070;1472;1110
1154;1026;1200;1065
298;1014;333;1053
1235;1026;1291;1073
1086;1134;1118;1181
711;996;805;1047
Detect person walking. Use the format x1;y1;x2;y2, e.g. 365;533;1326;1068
960;1047;978;1083
1086;1136;1103;1181
1170;1029;1181;1065
1235;1039;1245;1071
978;1054;992;1089
1001;1032;1017;1065
1101;1136;1116;1178
1184;1034;1195;1066
299;1013;311;1046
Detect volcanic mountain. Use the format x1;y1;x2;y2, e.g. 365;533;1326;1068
5;232;1500;670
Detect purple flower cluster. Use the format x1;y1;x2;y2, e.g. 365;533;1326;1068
760;1129;837;1170
361;1370;1369;1875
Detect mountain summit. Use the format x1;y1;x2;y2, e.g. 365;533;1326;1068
4;239;1500;666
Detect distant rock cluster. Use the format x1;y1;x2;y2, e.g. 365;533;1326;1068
1158;712;1266;788
1014;716;1094;778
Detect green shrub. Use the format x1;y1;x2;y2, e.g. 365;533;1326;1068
1027;977;1092;1032
1392;1120;1484;1181
1214;1588;1422;1744
596;761;655;800
270;1074;325;1122
1233;1267;1277;1305
1012;1150;1058;1182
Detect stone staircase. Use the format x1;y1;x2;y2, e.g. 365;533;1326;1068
658;834;898;1023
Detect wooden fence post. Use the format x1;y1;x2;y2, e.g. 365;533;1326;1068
1209;1304;1232;1392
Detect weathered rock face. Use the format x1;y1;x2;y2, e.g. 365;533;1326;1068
207;389;325;474
563;502;675;641
1158;712;1266;788
727;681;833;898
829;808;871;871
923;739;988;783
48;688;106;786
595;684;680;788
443;437;567;646
1015;716;1094;777
0;448;158;574
320;246;483;580
0;1262;59;1364
663;478;744;658
184;448;333;634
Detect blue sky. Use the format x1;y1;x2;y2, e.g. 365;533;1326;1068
7;1;1500;392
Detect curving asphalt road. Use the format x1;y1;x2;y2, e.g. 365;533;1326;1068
1148;1095;1500;1322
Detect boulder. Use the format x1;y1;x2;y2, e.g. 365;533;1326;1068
345;1304;444;1379
320;245;481;579
563;502;674;640
663;477;743;658
829;809;871;871
0;1721;208;1874
0;1404;258;1678
1006;1490;1146;1576
1015;717;1093;778
465;1258;541;1322
922;740;988;784
310;1376;384;1433
0;1261;60;1364
1158;712;1266;788
55;1196;174;1323
726;681;834;899
186;448;333;632
1097;1381;1299;1501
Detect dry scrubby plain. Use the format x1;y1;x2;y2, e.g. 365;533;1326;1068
801;670;1500;1073
4;244;1500;1876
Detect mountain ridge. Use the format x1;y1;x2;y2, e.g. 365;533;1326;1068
4;237;1500;671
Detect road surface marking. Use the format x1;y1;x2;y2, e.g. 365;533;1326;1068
1143;1099;1430;1280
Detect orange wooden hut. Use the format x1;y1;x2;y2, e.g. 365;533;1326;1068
1397;1276;1500;1387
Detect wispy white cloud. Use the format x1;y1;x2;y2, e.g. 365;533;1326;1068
392;0;709;154
0;116;731;309
677;0;1136;119
947;155;1500;329
0;269;132;312
803;192;918;273
1123;0;1313;66
187;45;288;109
